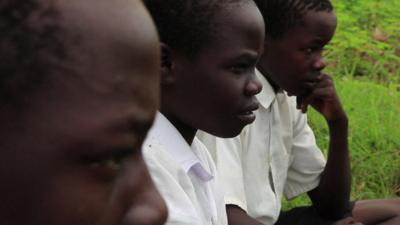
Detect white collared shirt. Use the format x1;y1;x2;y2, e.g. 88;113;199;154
197;70;326;225
143;113;228;225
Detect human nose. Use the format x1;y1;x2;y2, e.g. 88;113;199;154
313;55;326;71
244;71;263;97
120;159;168;225
122;189;168;225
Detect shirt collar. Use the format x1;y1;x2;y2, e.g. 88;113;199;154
256;70;288;108
255;69;277;109
146;112;213;182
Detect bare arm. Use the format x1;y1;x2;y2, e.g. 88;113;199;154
298;74;351;220
226;205;264;225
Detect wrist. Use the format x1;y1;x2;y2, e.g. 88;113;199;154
327;113;348;128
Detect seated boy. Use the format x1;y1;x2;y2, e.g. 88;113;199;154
0;0;167;225
142;0;265;224
198;0;399;224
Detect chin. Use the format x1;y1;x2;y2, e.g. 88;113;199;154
286;88;303;97
213;126;243;138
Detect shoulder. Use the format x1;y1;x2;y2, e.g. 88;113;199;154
284;94;302;118
142;136;183;176
283;94;310;129
196;131;245;159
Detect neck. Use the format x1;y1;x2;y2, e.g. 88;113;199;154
257;59;280;93
160;111;196;145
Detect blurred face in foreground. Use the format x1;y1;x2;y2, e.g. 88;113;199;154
0;0;167;225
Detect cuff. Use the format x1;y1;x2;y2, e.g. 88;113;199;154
225;196;248;213
285;180;320;200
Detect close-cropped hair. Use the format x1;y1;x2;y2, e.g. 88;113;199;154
0;0;66;107
254;0;333;39
144;0;251;57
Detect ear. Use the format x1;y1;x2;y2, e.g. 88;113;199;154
160;43;176;85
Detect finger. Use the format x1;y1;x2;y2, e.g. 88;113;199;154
301;99;309;113
298;74;334;113
303;72;323;82
296;92;311;112
300;87;334;112
300;90;317;113
313;75;334;89
320;73;333;80
301;81;317;91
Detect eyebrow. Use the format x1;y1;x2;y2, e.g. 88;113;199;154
309;38;323;45
310;36;333;47
125;118;154;135
103;112;153;137
229;51;259;62
84;117;153;154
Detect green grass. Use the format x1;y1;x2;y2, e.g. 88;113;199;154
327;0;400;85
283;79;400;209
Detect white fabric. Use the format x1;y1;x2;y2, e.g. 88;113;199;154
143;112;228;225
197;70;326;225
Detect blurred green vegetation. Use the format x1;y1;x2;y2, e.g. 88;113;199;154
284;0;400;209
326;0;400;85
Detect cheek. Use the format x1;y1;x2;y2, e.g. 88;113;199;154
114;158;168;225
29;172;113;225
272;48;308;73
193;71;242;109
210;78;243;110
291;54;314;75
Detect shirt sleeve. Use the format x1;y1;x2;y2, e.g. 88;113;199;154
197;131;248;212
284;109;326;200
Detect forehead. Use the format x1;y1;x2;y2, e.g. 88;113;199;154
22;0;160;133
203;2;264;54
283;10;337;43
303;10;337;36
53;0;160;101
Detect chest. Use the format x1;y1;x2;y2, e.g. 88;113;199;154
243;103;295;164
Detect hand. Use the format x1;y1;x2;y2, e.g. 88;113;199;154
333;217;364;225
296;74;346;122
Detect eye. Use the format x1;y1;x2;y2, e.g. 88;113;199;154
304;46;324;56
305;48;313;55
229;63;253;74
89;153;125;170
84;148;134;180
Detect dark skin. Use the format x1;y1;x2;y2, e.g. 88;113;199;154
160;2;265;144
353;199;400;225
228;8;400;225
227;10;361;225
0;1;167;225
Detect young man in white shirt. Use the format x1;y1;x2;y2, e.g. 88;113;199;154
198;0;400;225
142;0;266;224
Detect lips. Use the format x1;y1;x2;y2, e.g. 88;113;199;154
236;101;260;124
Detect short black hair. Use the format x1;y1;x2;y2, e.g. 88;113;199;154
254;0;333;39
144;0;251;57
0;0;66;107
